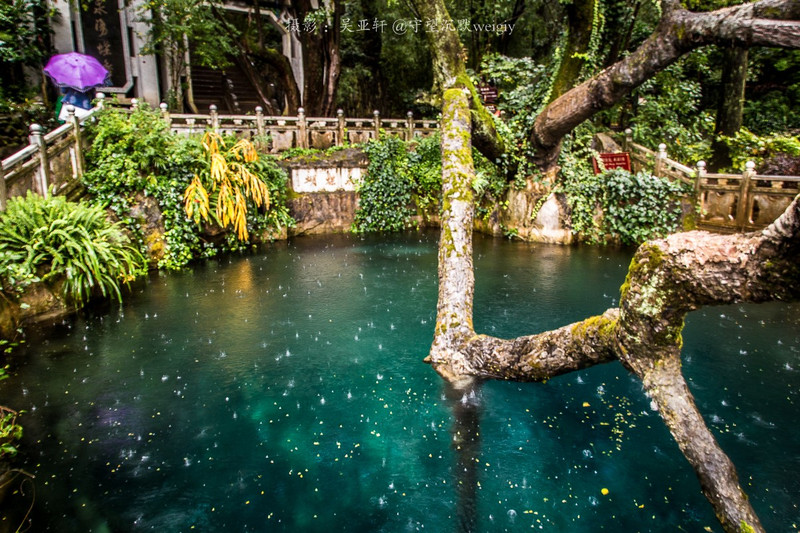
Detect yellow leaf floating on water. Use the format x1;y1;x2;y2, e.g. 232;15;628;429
601;488;609;496
582;402;590;407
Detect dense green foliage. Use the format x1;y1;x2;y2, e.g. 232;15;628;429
354;132;507;232
83;104;293;270
0;336;24;457
82;104;204;269
0;0;54;97
627;60;715;164
478;54;553;182
721;128;800;171
743;49;800;135
0;405;23;458
354;135;441;232
562;168;690;245
0;193;144;305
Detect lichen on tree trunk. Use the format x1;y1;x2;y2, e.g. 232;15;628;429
425;88;477;383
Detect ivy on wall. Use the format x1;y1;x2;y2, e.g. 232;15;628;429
353;134;443;232
562;168;691;245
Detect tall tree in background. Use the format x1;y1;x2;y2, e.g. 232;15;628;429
136;0;234;112
547;0;598;101
0;0;54;101
207;1;301;115
709;45;749;171
289;0;344;116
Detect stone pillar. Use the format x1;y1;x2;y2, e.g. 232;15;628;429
67;105;85;179
655;143;667;176
406;111;414;141
623;128;632;152
210;104;219;132
255;106;266;137
29;124;50;197
297;107;308;149
373;110;381;140
337;109;345;146
695;161;706;196
160;103;171;127
735;161;756;229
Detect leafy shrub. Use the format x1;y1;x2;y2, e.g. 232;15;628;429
354;134;443;232
720;128;800;172
82;103;205;269
83;104;293;269
561;168;690;245
0;193;144;305
354;136;417;232
185;132;275;241
0;406;23;458
629;62;714;164
744;90;800;135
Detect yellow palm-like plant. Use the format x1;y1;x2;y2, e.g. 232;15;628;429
184;132;271;241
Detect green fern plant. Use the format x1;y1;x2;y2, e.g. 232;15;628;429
0;193;145;306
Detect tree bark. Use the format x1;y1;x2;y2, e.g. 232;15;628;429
418;0;800;530
409;0;506;163
549;0;597;102
425;87;477;385
709;45;748;172
425;23;800;531
250;47;302;115
291;0;343;116
530;0;800;170
429;180;800;531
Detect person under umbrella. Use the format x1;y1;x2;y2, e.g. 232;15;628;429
43;52;109;122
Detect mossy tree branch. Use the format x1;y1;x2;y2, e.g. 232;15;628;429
428;180;799;531
418;0;800;528
530;0;800;170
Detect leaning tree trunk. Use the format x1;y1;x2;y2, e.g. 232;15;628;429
530;0;800;171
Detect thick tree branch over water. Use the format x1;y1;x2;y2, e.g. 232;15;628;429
430;92;800;528
415;0;800;530
427;67;800;533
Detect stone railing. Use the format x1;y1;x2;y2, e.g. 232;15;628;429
161;104;438;151
618;130;800;232
0;98;103;210
0;96;439;210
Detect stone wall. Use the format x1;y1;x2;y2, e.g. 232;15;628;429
280;148;368;235
500;181;574;244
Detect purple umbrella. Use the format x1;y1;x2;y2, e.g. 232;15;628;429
43;52;109;92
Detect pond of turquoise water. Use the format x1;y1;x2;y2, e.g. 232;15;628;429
2;232;799;532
